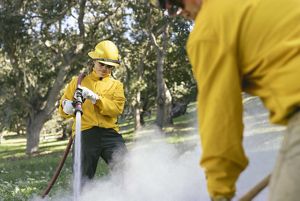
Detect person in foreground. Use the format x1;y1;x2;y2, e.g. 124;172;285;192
150;0;300;200
58;40;127;185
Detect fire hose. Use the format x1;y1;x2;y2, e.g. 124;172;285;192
41;73;85;198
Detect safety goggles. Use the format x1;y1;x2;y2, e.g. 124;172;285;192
97;61;115;70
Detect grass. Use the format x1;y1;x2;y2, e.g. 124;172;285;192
0;153;72;200
0;142;109;201
0;102;197;201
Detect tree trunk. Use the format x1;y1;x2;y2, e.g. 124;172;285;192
164;86;173;125
134;61;144;130
134;90;142;130
156;82;173;128
155;23;172;128
26;112;47;154
25;63;71;154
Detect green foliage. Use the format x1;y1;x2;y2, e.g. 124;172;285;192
0;0;132;153
118;2;195;122
0;3;28;54
0;0;195;153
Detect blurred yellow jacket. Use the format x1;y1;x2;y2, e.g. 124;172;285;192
58;71;125;134
187;0;300;198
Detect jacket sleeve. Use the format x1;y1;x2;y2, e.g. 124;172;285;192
58;77;78;119
187;31;248;199
95;81;125;117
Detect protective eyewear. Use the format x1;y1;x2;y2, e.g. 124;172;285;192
97;61;115;69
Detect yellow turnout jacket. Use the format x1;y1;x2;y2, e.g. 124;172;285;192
187;0;300;198
59;71;125;134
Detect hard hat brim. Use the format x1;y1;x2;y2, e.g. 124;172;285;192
98;60;119;67
88;51;98;59
88;51;120;67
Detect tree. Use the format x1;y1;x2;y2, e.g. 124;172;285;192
119;1;156;130
0;0;129;154
118;1;194;130
150;22;173;128
0;0;195;153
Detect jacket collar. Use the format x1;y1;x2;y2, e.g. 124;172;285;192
90;71;110;81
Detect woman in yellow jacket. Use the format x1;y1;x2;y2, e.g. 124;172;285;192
59;40;127;183
151;0;300;201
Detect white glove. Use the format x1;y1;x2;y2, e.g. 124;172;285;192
78;86;99;104
62;99;75;115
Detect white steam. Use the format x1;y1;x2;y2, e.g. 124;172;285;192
79;127;208;201
32;97;284;201
34;127;209;201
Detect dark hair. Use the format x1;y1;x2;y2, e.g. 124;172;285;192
86;59;94;74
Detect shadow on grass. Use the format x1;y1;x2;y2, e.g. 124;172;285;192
0;136;70;161
3;134;26;140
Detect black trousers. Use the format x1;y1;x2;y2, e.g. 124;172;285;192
73;126;127;180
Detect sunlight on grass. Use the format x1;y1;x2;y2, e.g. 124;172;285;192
3;138;26;145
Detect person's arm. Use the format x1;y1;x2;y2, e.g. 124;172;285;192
95;81;125;117
58;77;78;118
188;36;248;199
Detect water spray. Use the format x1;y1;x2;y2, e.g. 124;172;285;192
73;86;84;201
41;73;85;199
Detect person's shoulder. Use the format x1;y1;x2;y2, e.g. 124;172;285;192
206;0;244;8
66;75;79;85
191;0;248;40
109;77;123;85
201;0;251;24
202;0;245;18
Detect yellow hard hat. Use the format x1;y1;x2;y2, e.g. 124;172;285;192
88;40;121;67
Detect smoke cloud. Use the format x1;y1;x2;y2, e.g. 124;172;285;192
34;127;209;201
33;98;283;201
